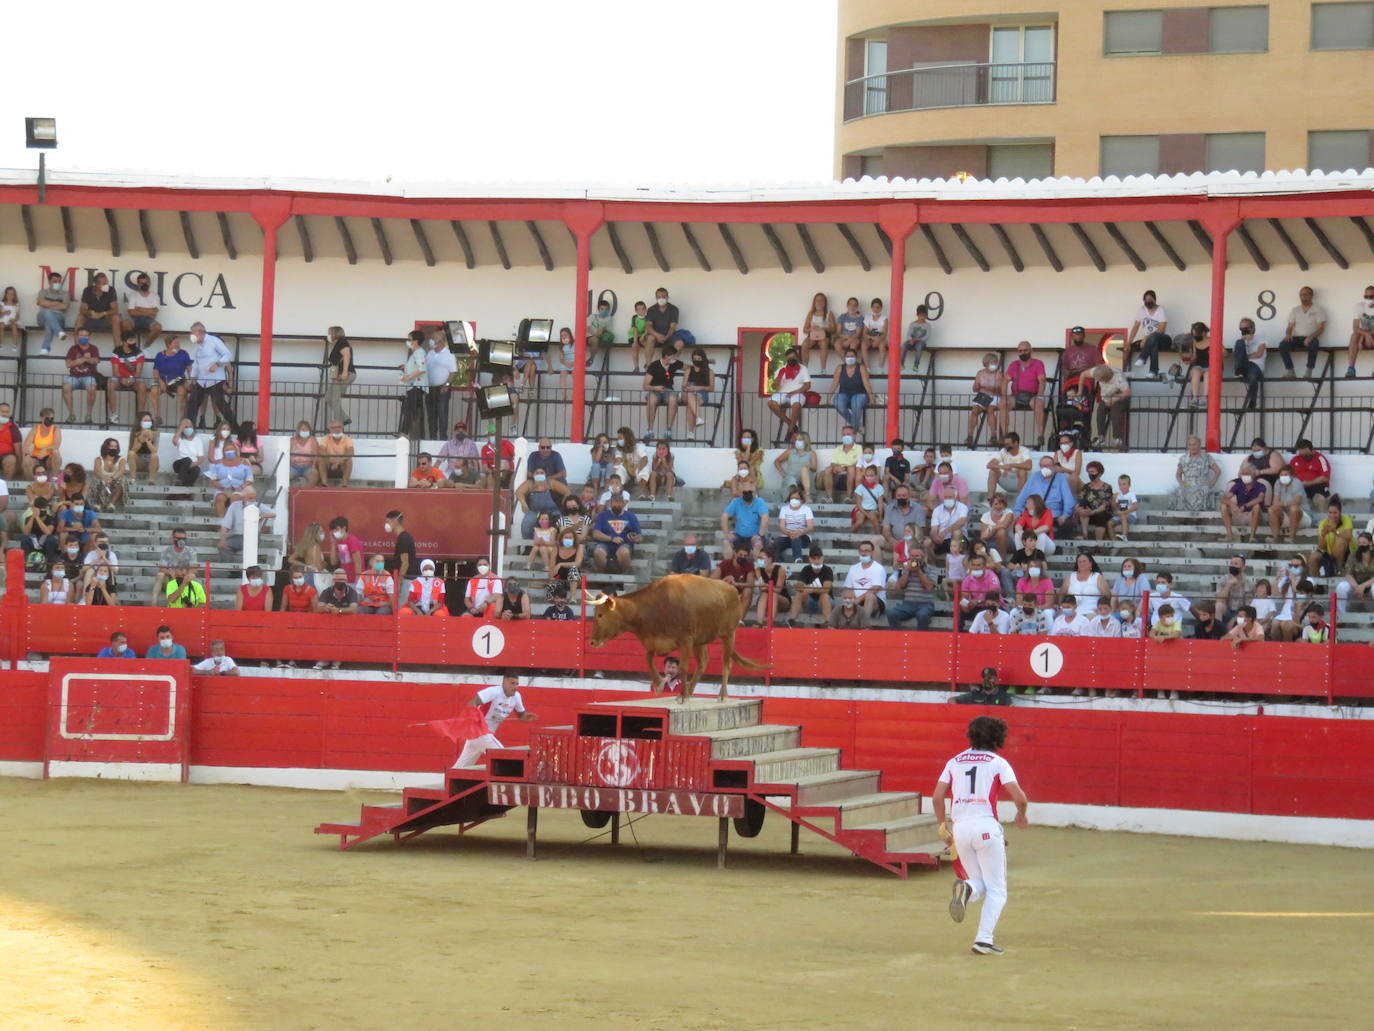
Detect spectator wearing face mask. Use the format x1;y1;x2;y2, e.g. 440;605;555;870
830;346;875;433
385;511;416;592
751;550;789;627
928;486;970;558
643;345;684;440
515;460;568;540
816;426;860;503
81;533;119;588
437;422;480;485
56;494;99;551
409;452;450;489
721;486;769;554
40;560;72;605
23;496;59;567
319;420;355;487
237;565;275;611
1337;532;1374;614
21;408;63;481
1147;573;1191;623
1074;461;1113;541
958;555;1002;629
1109;557;1144;609
828;588;871;629
208;445;253;517
1289;438;1332;511
1050;597;1092;637
770;489;815;563
543;589;577;621
163;564;204;609
1267;464;1307;543
96;631;137;659
923;461;970;513
146;625;188;660
713;544;758;616
1013;456;1076;532
218;486;268;562
171;419;206;487
843;542;886;620
663;532;708;576
1014;561;1055;609
968;602;1012;635
1240;437;1284;487
1220;468;1270;543
850;465;886;537
766;348;811;442
591;495;642;574
1300;603;1330;644
1190;600;1226;640
462;559;502;617
1223;605;1266;650
773;432;818;506
193;640;241;677
1010;593;1053;636
281;568;321;624
886;545;936;631
883;484;925;554
1214;556;1253;626
1004;341;1049;449
786;546;834;626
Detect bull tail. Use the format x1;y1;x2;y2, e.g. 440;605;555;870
729;648;769;671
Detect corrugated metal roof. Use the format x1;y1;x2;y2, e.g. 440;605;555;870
2;166;1373;203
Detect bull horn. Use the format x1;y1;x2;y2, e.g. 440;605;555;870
583;591;610;606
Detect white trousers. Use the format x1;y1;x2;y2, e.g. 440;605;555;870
452;733;502;769
954;815;1009;944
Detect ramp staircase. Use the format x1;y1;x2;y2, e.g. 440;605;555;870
315;696;946;877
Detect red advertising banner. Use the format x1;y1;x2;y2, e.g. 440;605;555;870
45;658;191;780
289;487;509;562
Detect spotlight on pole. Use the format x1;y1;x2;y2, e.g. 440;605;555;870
476;384;515;420
25;117;57;205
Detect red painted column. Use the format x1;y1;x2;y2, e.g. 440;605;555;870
1204;205;1240;452
879;205;919;444
250;196;292;435
563;201;605;444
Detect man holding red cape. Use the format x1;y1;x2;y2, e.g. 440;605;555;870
427;673;538;770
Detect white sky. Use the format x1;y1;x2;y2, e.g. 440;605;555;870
4;0;838;188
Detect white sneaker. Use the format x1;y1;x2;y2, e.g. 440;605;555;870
695;417;705;427
58;331;67;341
313;660;328;670
604;395;620;402
1133;357;1145;367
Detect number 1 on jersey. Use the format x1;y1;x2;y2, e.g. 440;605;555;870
965;767;977;793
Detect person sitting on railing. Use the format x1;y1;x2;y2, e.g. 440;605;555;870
644;441;676;501
317;567;359;616
22;495;59;568
1233;318;1267;411
644;288;682;357
209;446;253;517
106;331;147;426
401;559;448;617
39;559;72;605
237;565;274;612
96;631;136;659
235;421;263;477
1050;596;1091;637
462;559;503;618
319;421;355;486
496;577;531;623
642;345;683;442
585;298;615;371
409;452;450;489
800;292;837;372
193;640;241;677
21;408;62;481
966;352;1005;449
684;348;714;430
63;329;101;424
1342;284;1374;379
712;542;757;617
901;304;932;372
591;495;642;575
766;347;811;444
81;561;119;607
358;555;395;616
146;625;188;660
437;422;480;486
172;419;206;487
1004;342;1049;450
1190;600;1226;641
150;336;192;424
289;420;320;486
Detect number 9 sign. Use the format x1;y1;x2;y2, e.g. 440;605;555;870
473;625;506;660
1029;642;1064;679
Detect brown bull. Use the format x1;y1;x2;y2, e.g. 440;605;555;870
586;574;768;701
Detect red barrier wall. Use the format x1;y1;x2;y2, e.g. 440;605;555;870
289;487;505;561
3;670;1374;822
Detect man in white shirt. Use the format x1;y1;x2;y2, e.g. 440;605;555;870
766;346;812;442
186;321;236;427
771;493;815;562
192;639;240;676
121;273;164;348
842;541;887;619
452;673;538;769
1147;573;1192;622
1343;285;1374;378
1278;286;1326;380
985;431;1032;496
1085;597;1122;637
1049;597;1092;637
968;604;1012;634
424;335;457;439
928;490;969;553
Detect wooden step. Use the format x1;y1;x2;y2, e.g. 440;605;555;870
747;747;842;782
702;723;801;759
596;696;763;736
791;769;881;804
853;813;940;852
831;791;923;828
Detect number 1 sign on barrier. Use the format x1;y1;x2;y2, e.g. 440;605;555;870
473;625;506;660
1030;642;1064;679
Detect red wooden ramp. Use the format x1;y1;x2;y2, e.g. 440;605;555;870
314;697;945;877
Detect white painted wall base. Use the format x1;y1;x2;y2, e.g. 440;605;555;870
0;761;43;779
1031;802;1374;850
45;760;183;782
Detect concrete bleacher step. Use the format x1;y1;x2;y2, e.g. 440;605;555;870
702;723;803;760
748;747;843;782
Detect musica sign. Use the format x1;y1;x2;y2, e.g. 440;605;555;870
39;265;237;310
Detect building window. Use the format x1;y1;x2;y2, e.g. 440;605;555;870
1209;5;1268;52
1308;130;1372;171
864;40;888;115
989;25;1056;103
1104;10;1163;54
859;154;885;178
1311;2;1374;50
1206;132;1265;173
1101;135;1160;177
988;144;1055;180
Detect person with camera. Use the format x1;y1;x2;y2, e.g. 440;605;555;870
164;563;206;608
887;544;937;631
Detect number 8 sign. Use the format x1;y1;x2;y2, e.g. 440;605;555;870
1029;642;1064;679
472;625;506;660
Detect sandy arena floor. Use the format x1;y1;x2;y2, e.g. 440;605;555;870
2;778;1371;1031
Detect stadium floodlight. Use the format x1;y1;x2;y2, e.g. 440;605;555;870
516;318;554;351
476;384;515;420
443;320;475;355
25;117;57;205
477;338;516;374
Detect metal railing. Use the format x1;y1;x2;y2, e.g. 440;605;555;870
843;61;1056;121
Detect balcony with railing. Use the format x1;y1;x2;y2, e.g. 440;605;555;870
843;61;1056;121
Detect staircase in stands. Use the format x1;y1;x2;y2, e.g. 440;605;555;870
315;696;947;878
